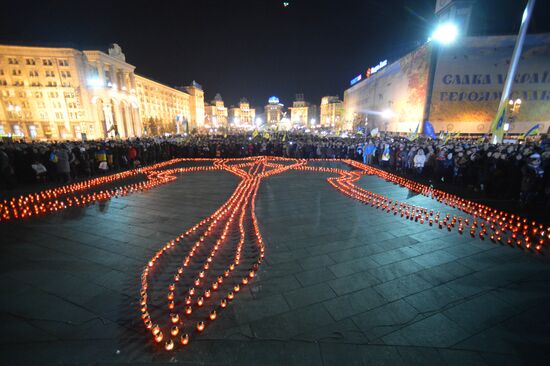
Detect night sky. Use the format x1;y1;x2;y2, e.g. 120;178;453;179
1;0;549;109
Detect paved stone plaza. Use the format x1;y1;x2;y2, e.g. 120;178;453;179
1;161;550;365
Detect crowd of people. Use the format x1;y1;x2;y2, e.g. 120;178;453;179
1;132;549;218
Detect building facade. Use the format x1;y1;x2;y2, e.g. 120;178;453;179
135;75;191;135
0;43;204;140
204;93;228;128
228;98;255;129
344;33;550;134
289;93;317;127
320;96;344;129
264;96;284;128
178;81;205;131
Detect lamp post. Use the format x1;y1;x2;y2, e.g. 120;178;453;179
422;22;459;136
504;98;522;138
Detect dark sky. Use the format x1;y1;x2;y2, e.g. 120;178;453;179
1;0;549;109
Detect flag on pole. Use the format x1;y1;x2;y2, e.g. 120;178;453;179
424;121;437;139
407;123;420;141
444;131;460;144
282;132;287;142
252;129;259;138
439;131;445;140
490;103;507;143
519;124;540;140
263;131;270;140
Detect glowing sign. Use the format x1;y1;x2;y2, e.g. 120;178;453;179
370;59;388;76
350;74;362;86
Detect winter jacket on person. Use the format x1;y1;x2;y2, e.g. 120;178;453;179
413;151;426;168
56;149;72;174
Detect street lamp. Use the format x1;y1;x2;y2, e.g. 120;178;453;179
422;22;460;136
432;22;459;45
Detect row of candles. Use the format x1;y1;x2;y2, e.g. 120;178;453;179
0;158;223;222
140;157;303;351
300;159;547;252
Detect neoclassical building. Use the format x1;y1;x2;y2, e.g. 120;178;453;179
204;93;228;128
0;43;205;140
320;96;344;129
228;98;255;128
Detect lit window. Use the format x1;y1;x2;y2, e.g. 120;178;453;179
25;58;36;65
13;81;24;86
58;59;69;66
45;70;55;77
47;81;57;87
13;124;22;136
12;69;21;76
29;125;37;138
42;59;53;66
8;58;19;65
29;70;39;77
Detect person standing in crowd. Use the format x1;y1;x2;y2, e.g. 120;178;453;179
413;148;426;175
55;144;74;183
520;153;544;208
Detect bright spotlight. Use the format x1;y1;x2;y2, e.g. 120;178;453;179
381;109;394;119
87;77;103;88
432;22;459;45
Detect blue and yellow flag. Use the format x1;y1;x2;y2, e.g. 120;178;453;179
407;123;420;141
444;131;460;144
519;124;540;140
490;106;506;143
424;121;437;139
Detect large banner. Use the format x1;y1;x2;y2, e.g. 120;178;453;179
344;45;430;132
430;34;550;134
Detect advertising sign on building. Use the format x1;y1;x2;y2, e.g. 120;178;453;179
430;34;550;133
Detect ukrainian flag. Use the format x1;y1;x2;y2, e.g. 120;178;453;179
407;123;420;141
490;105;506;143
519;124;540;140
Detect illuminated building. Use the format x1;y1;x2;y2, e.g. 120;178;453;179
228;98;255;129
135;75;191;136
344;0;550;135
264;96;284;128
289;93;317;127
0;43;204;140
178;81;205;131
320;96;344;129
204;93;228;128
